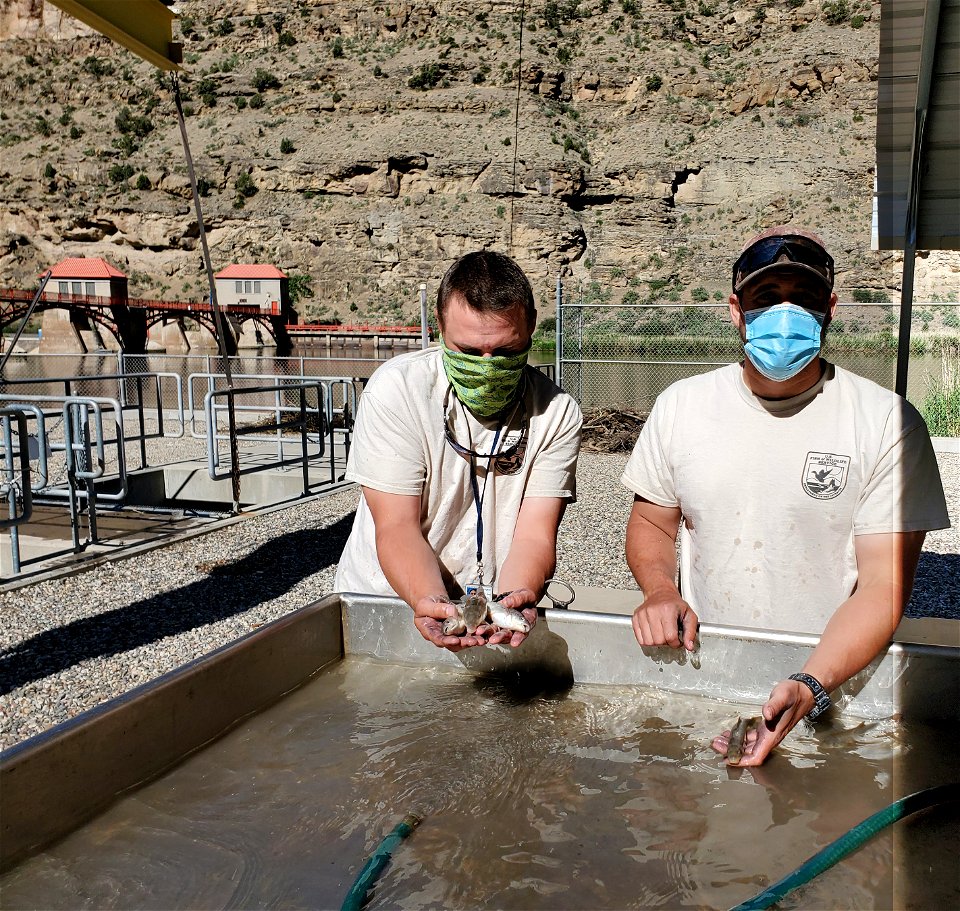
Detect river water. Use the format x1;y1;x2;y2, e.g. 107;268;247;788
0;344;946;415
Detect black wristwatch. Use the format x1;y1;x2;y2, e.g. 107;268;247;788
788;672;832;721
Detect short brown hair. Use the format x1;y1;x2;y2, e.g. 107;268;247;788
436;251;536;326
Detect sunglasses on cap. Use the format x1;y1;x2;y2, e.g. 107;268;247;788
732;235;834;293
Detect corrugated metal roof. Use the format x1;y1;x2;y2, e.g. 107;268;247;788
48;258;127;279
214;264;288;279
876;0;960;250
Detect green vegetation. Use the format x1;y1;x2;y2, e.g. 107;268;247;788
408;63;443;90
82;56;114;78
280;138;295;153
287;273;314;306
108;163;135;184
823;1;850;25
852;289;891;303
252;69;281;92
542;2;582;32
233;171;258;207
115;107;153;137
921;347;960;436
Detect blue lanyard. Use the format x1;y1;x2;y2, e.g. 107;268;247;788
469;425;502;583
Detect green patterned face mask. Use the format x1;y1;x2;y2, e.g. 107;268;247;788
441;342;529;417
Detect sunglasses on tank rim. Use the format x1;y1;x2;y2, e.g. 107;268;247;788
732;235;835;292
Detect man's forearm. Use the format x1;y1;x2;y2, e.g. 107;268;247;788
626;516;680;599
498;535;556;596
374;525;448;608
802;531;923;694
801;585;903;693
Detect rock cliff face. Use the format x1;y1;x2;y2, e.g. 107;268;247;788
0;0;955;322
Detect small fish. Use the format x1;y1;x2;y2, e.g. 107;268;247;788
460;589;489;634
726;715;763;764
488;600;531;633
440;589;531;636
442;589;489;636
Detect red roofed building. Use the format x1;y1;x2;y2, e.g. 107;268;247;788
48;257;128;301
214;264;288;313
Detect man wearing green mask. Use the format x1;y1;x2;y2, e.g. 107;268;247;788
335;251;582;651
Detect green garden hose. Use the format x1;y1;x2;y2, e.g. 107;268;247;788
340;814;422;911
729;781;960;911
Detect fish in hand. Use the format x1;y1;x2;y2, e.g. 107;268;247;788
442;589;531;636
726;715;763;764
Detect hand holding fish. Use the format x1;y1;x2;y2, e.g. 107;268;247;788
713;716;766;765
711;677;816;765
442;588;537;649
479;588;538;648
414;595;487;652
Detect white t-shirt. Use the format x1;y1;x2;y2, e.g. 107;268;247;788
622;362;950;634
335;347;582;597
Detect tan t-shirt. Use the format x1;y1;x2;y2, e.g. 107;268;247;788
622;362;950;634
335;348;582;597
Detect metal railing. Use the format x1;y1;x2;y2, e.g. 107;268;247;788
205;381;333;495
1;370;185;465
0;394;131;573
1;409;34;575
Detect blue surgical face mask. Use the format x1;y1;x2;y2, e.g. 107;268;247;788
743;303;825;382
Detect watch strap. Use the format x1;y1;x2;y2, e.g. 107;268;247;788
788;672;831;721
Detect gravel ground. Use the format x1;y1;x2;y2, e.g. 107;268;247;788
1;449;956;752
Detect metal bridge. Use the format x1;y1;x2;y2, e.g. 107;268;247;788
0;288;291;354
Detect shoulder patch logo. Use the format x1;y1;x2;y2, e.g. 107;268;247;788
802;451;851;500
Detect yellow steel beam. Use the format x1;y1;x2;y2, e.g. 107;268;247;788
47;0;182;71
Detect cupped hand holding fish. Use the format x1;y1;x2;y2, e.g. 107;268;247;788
712;677;816;765
473;588;538;648
414;595;486;652
444;588;538;649
414;589;537;651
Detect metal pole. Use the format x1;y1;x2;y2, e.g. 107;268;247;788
172;75;241;512
0;270;51;376
3;418;21;574
300;386;309;496
895;0;941;399
554;274;562;387
419;283;429;349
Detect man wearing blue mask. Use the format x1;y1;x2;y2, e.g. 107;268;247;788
622;226;949;765
335;250;582;651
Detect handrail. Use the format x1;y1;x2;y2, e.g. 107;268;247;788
285;323;427;334
0;408;34;575
0;409;34;529
0;288;281;316
204;381;330;494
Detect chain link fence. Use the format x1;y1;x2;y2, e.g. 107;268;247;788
5;302;958;437
557;300;960;434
